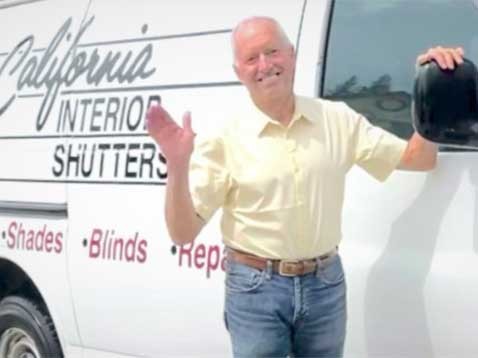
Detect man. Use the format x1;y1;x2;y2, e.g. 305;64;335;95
146;16;464;358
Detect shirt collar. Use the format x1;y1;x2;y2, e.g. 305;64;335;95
247;95;318;137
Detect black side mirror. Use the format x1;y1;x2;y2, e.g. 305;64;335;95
413;58;478;148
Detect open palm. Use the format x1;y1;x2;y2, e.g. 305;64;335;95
146;105;195;168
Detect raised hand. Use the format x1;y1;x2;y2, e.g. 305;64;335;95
146;105;196;171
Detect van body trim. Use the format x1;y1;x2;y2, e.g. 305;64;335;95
318;0;335;97
0;29;232;57
0;200;67;218
0;0;46;10
78;29;233;49
0;178;165;185
295;0;308;54
13;81;242;100
61;81;243;96
0;133;150;140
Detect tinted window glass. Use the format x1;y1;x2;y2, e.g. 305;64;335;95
322;0;478;147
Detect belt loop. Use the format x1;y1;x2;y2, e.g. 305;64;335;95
315;257;322;277
266;260;273;279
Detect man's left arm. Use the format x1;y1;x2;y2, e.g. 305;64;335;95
397;132;437;171
397;46;465;171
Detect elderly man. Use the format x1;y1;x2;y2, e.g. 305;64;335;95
147;16;464;358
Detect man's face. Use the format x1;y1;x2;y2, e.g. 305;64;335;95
233;21;296;102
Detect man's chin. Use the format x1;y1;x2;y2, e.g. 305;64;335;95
249;88;290;103
256;82;283;93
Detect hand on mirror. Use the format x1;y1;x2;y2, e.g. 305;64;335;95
416;46;465;70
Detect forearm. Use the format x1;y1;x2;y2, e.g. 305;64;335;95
165;166;203;245
397;132;437;171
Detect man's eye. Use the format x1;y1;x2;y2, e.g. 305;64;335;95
247;55;258;63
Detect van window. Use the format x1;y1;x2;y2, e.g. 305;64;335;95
322;0;478;149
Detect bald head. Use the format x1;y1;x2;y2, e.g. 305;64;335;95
231;17;293;61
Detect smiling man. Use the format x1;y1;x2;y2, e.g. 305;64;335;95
146;16;464;358
231;17;296;126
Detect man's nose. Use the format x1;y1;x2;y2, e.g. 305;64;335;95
258;53;272;71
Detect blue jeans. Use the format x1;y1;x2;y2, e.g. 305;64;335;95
224;254;347;358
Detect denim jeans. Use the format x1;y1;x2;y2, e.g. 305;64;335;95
224;254;347;358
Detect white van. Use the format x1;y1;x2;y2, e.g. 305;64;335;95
0;0;477;357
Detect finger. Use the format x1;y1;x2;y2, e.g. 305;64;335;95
427;50;448;70
431;47;449;69
416;54;429;66
146;104;165;120
442;51;455;69
182;111;195;135
155;105;174;121
417;48;443;67
147;104;173;122
147;105;176;131
451;47;465;65
146;107;163;134
146;106;162;127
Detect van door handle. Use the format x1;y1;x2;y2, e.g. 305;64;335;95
0;201;68;219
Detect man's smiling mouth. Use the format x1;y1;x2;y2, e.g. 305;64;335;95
258;72;281;82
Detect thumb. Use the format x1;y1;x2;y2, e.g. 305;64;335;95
416;54;428;66
182;111;195;135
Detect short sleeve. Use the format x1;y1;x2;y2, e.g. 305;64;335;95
352;110;408;182
189;135;230;222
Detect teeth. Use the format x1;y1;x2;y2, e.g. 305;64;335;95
257;72;280;82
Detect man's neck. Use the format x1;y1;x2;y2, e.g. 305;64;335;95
252;93;295;127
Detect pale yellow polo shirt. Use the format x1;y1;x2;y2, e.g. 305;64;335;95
189;96;407;260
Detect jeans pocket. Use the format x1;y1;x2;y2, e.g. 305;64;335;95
225;262;266;293
223;310;229;331
317;255;345;286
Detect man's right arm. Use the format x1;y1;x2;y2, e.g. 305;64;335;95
146;105;203;246
165;166;204;245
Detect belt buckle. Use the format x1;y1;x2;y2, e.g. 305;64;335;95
278;260;302;277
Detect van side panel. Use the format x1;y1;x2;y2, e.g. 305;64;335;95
0;0;93;356
317;1;478;357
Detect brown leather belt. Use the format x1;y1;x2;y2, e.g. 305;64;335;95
226;248;337;277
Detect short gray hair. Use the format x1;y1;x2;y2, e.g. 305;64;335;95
231;16;292;60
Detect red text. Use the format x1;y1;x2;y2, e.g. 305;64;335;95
7;221;63;254
178;242;226;278
88;228;147;263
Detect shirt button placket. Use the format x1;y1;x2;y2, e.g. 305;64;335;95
286;136;301;250
287;141;296;153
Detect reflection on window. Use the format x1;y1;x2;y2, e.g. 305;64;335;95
325;73;412;139
322;0;478;149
